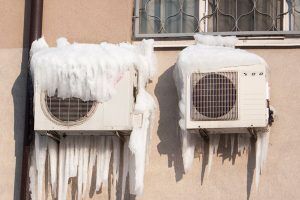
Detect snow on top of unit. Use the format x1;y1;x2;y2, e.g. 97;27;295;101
30;37;156;102
194;34;238;47
177;42;266;74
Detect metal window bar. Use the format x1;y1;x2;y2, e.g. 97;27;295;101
134;0;300;38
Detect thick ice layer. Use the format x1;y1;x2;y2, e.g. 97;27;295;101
128;88;156;195
30;37;156;102
173;35;271;189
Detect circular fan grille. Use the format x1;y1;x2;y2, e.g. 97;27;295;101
192;73;237;118
45;94;96;124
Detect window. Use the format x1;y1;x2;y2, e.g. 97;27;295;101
134;0;300;38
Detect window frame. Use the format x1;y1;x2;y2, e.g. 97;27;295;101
133;0;300;40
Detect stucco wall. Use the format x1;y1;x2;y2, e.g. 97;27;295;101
0;0;28;200
144;49;300;200
42;0;134;45
1;0;300;199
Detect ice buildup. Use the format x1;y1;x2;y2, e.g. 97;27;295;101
29;37;156;199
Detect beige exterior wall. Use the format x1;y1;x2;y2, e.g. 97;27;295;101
0;1;27;200
42;0;134;45
145;49;300;200
0;0;300;199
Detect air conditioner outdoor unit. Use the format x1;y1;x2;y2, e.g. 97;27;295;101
33;68;140;134
186;64;269;131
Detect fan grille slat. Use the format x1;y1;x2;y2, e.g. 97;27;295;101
191;72;238;121
45;93;95;124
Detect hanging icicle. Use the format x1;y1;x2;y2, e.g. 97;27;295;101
30;133;151;200
255;130;270;188
47;137;58;198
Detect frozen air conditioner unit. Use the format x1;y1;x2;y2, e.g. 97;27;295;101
34;68;140;134
186;64;269;131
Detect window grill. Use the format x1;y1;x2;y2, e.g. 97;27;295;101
134;0;300;38
45;93;96;125
191;72;238;121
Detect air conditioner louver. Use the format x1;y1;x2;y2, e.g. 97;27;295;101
191;72;238;121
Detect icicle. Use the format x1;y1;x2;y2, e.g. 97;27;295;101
73;137;80;177
255;132;262;189
207;134;220;175
69;136;77;178
35;133;48;200
255;130;270;188
48;138;58;198
65;137;72;181
261;131;270;173
85;136;97;198
112;137;121;185
64;137;71;200
29;147;37;200
121;138;130;200
181;130;196;173
129;109;152;195
77;136;84;200
82;136;91;199
129;151;136;195
45;152;50;199
58;137;69;200
102;136;112;187
96;136;105;192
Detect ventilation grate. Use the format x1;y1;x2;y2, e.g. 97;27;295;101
45;93;96;124
191;72;238;121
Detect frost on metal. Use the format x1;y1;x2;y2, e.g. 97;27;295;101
173;35;271;187
29;38;156;199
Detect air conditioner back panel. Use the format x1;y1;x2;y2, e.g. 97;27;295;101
186;64;268;129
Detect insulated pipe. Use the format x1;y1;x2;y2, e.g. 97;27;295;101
20;0;44;199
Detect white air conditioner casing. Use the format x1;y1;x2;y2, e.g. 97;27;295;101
33;68;140;133
186;64;269;130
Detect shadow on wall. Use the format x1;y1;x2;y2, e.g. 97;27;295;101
154;65;256;200
154;65;185;182
216;136;256;200
11;50;28;200
12;0;31;199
